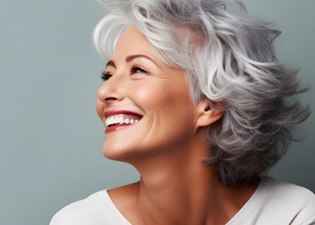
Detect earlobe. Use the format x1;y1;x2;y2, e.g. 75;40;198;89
196;99;224;128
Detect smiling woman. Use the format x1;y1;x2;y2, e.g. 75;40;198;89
96;27;203;162
50;0;315;225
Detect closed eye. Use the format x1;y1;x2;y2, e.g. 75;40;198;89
101;71;112;81
130;65;149;75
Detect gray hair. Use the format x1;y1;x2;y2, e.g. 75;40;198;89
93;0;310;185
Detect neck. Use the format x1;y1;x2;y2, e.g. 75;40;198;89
122;130;258;225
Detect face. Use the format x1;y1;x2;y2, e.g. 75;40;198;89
96;27;201;162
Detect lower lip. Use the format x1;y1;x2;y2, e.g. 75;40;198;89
105;123;137;133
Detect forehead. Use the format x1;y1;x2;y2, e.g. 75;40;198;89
112;26;157;60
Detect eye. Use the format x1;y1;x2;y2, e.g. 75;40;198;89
101;71;112;81
130;65;148;75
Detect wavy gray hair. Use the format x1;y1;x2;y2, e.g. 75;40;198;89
93;0;310;185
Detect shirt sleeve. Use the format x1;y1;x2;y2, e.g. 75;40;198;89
49;195;104;225
290;188;315;225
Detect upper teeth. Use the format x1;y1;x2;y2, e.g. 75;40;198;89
105;115;139;127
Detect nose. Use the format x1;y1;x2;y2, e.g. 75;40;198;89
97;75;125;104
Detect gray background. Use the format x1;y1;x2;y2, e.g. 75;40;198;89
0;0;314;225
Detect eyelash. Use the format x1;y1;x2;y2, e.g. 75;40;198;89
101;65;148;81
101;71;112;81
130;65;148;75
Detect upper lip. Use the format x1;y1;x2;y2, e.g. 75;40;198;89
104;110;143;119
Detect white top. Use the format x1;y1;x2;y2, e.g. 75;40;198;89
50;177;315;225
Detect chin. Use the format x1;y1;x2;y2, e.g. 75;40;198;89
102;144;138;162
103;147;125;161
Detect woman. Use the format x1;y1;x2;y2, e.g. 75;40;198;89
50;0;315;224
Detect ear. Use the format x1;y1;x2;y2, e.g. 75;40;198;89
195;99;224;128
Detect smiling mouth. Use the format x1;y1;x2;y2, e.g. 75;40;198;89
104;112;143;132
105;115;140;127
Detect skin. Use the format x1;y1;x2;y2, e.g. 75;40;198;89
96;27;258;225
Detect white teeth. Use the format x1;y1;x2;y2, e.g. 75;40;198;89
105;115;141;127
118;116;124;124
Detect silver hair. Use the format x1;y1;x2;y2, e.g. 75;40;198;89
93;0;310;185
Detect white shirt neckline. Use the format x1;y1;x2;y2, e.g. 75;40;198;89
95;177;271;225
95;190;132;225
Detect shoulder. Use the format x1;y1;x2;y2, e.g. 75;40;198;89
229;177;315;225
49;190;112;225
260;177;315;204
257;177;315;224
49;184;139;225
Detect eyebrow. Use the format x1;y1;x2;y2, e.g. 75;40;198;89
105;54;158;69
105;60;116;68
125;54;156;64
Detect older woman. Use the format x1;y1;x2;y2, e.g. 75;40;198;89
50;0;315;224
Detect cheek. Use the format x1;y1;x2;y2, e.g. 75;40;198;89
133;79;190;109
134;79;195;128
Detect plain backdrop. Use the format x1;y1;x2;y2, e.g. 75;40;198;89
0;1;314;225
